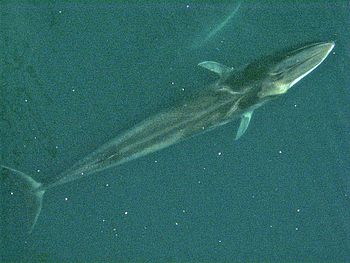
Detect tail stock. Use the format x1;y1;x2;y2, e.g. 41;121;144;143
1;165;46;233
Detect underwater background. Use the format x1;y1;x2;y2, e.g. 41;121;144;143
1;1;350;262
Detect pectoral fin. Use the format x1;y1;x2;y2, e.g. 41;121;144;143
235;111;253;140
198;61;233;77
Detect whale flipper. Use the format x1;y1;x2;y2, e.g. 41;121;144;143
235;111;253;140
198;61;233;77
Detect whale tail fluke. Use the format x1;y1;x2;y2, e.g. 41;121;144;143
1;165;45;233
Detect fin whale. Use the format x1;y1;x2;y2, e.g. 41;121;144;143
1;41;334;233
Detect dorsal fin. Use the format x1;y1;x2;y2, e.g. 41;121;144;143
198;61;233;77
